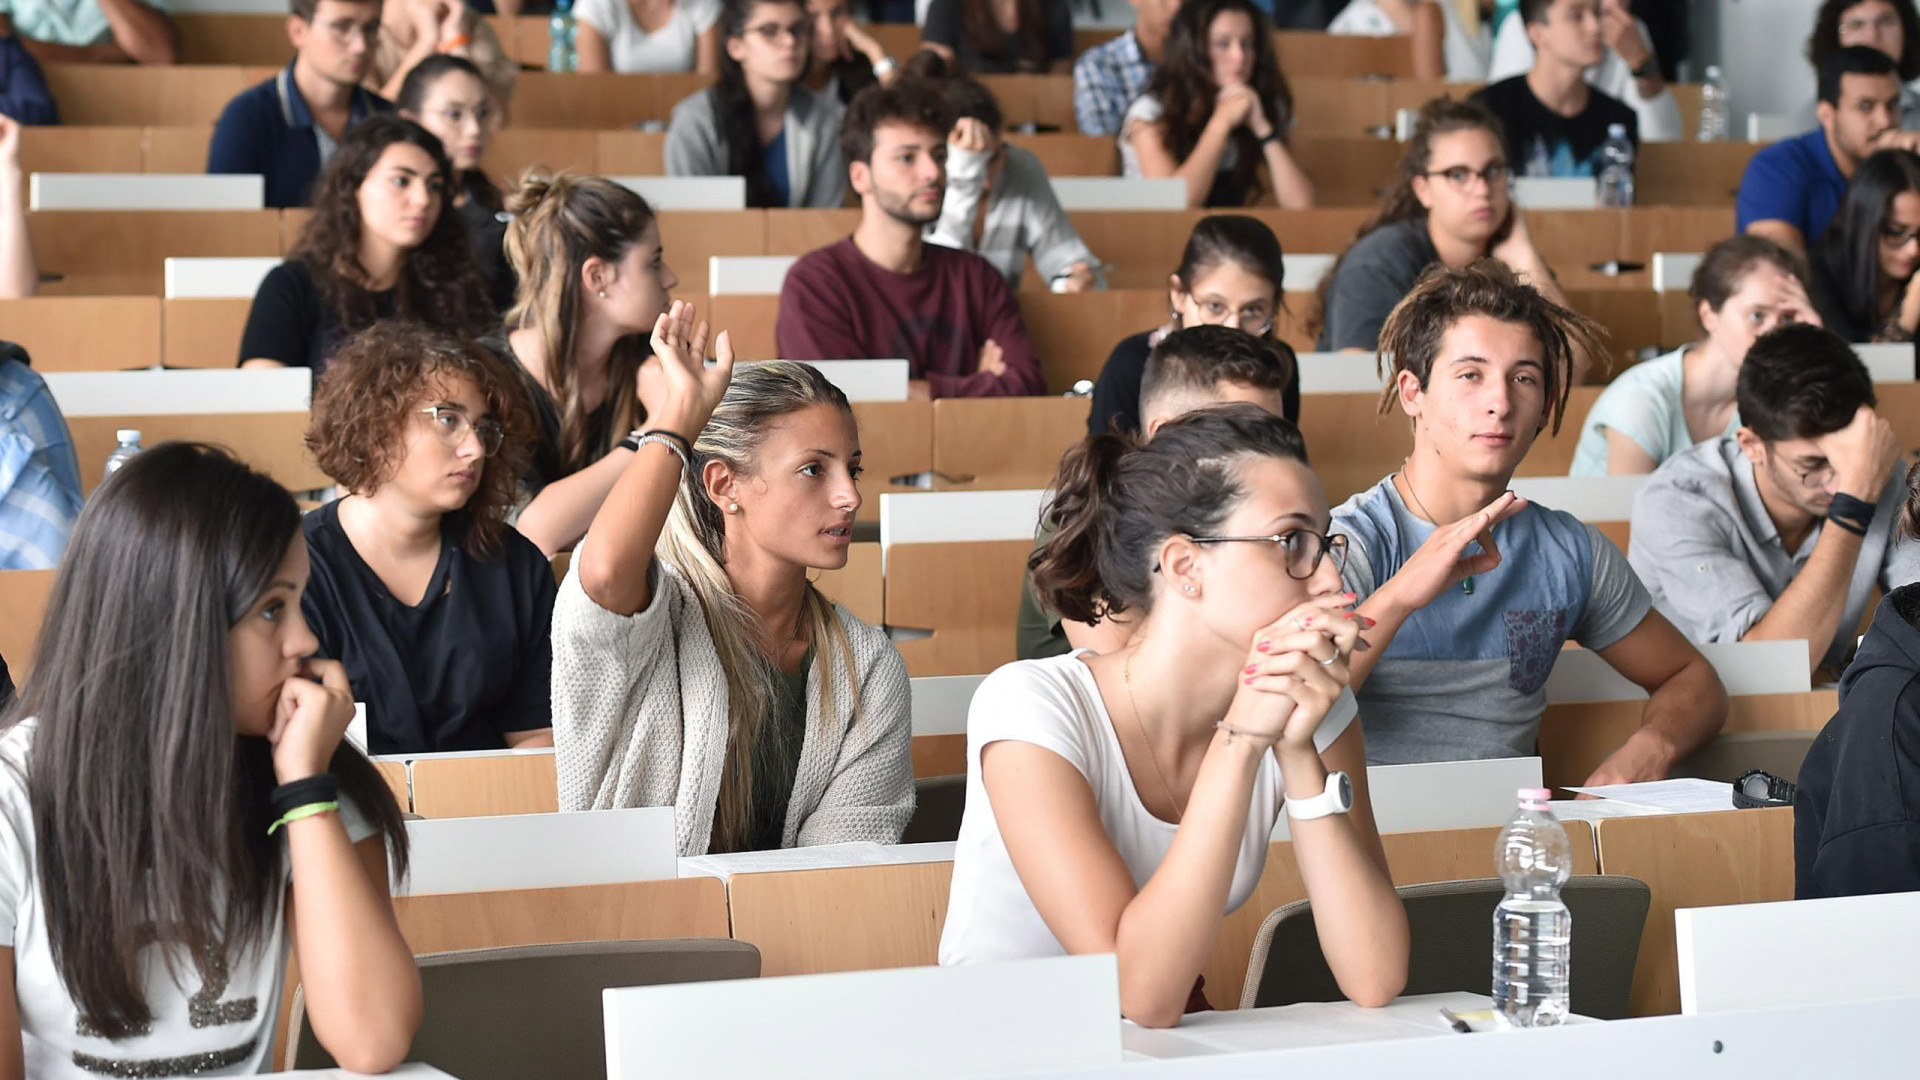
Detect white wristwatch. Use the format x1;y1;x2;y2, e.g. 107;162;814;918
1284;771;1353;821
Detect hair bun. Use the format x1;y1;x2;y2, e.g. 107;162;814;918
506;169;573;216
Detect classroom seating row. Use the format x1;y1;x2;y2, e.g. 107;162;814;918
21;205;1739;298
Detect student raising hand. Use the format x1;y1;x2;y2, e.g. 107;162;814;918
641;299;737;441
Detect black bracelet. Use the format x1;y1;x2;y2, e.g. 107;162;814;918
1828;492;1876;537
640;428;694;459
617;434;642;453
1258;131;1280;147
270;774;339;819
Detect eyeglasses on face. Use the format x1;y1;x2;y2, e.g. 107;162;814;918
420;406;505;456
1421;163;1511;191
745;20;809;43
1187;530;1348;581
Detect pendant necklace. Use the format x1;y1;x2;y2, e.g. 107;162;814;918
1398;464;1475;596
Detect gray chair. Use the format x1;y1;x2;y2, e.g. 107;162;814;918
288;937;760;1079
1240;875;1650;1020
901;774;966;844
1670;730;1818;786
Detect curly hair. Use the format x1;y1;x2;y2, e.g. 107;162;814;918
291;114;495;341
1809;0;1920;82
1144;0;1292;208
306;320;536;558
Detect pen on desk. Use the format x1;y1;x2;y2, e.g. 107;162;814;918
1438;1007;1473;1034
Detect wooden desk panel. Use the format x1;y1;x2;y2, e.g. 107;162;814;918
931;395;1088;493
1017;290;1166;392
30;210;282;296
18;126;145;174
595;131;670;175
0;570;55;678
175;14;294;65
163;297;253;369
1297;391;1415;507
0;297;161;371
1006;133;1118;178
1538;690;1840;793
1278;34;1418;80
143;126;216;174
765;209;861;255
812;541;882;626
409;753;560;817
482;128;599;187
70;413;324;495
1515;384;1602;477
885;539;1033;678
707;295;780;361
43;64;248;126
375;760;411;813
728;860;955;977
849;400;934;524
395;877;730;954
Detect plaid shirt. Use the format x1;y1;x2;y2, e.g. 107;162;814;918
0;352;81;571
1073;30;1154;137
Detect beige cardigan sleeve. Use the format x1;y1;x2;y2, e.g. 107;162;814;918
550;556;681;812
794;626;916;846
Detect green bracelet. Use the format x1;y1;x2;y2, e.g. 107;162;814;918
268;801;340;836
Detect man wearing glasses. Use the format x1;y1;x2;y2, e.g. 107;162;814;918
208;0;392;208
1335;261;1727;782
1630;324;1916;682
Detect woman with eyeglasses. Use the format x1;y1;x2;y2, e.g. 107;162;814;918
664;0;847;208
1313;97;1563;353
399;55;515;311
1087;215;1300;439
939;403;1408;1024
576;0;721;74
1810;148;1920;344
301;321;556;756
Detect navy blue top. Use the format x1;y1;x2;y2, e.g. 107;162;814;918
206;63;391;209
1736;128;1849;246
763;127;791;209
0;38;55;125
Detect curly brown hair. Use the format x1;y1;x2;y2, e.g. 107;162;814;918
1145;0;1293;208
291;115;495;340
306;320;536;558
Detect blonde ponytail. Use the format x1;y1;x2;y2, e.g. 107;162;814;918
658;361;863;852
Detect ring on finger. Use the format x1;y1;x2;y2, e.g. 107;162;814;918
1317;653;1338;667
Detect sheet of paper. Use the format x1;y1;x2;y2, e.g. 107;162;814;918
1123;992;1493;1058
678;841;956;881
1564;778;1735;814
1545;797;1670;824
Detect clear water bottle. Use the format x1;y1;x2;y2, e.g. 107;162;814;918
547;0;577;73
1597;123;1635;208
1492;788;1572;1028
1697;64;1729;143
1524;135;1552;178
102;428;142;482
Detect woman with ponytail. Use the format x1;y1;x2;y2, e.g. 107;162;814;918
552;301;913;856
665;0;847;209
500;172;677;556
940;404;1407;1026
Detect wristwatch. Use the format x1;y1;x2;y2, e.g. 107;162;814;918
1284;771;1353;821
1631;57;1658;80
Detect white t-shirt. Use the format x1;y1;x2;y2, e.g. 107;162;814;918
1118;94;1243;181
1327;0;1490;82
574;0;721;73
938;653;1357;966
0;719;377;1078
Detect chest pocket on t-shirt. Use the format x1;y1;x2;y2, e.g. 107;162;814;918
1504;608;1569;695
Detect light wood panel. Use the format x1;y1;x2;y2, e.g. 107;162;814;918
1518;384;1604;477
163;297;253;369
511;71;710;128
849;400;934;524
0;297;161;371
409;753;560;817
143;126;216;174
18;126;145;174
764;209;860;256
375;759;410;812
1277;34;1417;80
595;131;670;175
1297;391;1414;507
482;128;598;188
30;210;282;296
70;413;324;495
931;395;1087;492
42;63;250;126
1565;289;1662;370
1005;133;1118;178
1637;141;1762;207
912;732;966;779
394;877;730;954
174;13;294;65
885;539;1033;678
812;541;882;625
657;211;768;293
1530;209;1625;292
0;570;55;678
1593;808;1795;1017
708;295;780;361
1016;290;1165;392
727;859;954;977
1537;690;1840;792
1291;78;1394;138
1295;136;1405;205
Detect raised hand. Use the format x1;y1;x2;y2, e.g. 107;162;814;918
0;113;19;172
1225;594;1368;752
1387;489;1529;611
950;116;993;155
269;659;356;784
641;299;736;440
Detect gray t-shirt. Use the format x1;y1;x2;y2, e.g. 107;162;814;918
1628;437;1920;672
1334;477;1652;764
1316;219;1442;352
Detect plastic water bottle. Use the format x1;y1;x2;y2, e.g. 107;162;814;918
101;428;142;482
1597;123;1635;208
547;0;577;73
1492;788;1572;1028
1524;135;1552;179
1697;65;1728;143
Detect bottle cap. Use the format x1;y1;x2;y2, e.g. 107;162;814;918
115;428;141;444
1518;787;1551;805
1607;123;1627;138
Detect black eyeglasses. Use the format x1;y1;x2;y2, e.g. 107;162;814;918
1188;530;1347;580
1421;163;1511;190
745;20;809;42
420;406;505;456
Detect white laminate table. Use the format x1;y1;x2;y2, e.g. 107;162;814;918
1124;992;1593;1060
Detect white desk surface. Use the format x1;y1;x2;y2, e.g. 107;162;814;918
1124;992;1590;1060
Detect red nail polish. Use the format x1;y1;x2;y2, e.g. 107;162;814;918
1244;664;1258;675
1256;641;1271;652
1361;616;1378;629
1243;676;1254;685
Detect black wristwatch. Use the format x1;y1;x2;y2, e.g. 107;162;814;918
1631;57;1658;80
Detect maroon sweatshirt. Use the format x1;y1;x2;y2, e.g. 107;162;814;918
775;238;1046;398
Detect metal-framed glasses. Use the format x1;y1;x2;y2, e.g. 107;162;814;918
428;103;496;130
1192;300;1276;336
1421;163;1511;190
1785;457;1836;490
1188;530;1348;580
420;406;505;456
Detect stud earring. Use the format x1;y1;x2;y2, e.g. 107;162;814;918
1183;584;1197;595
597;290;607;299
728;503;739;513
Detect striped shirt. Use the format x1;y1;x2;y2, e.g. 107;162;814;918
0;353;81;570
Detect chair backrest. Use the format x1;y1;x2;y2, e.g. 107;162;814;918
708;253;798;295
1854;342;1913;382
1048;177;1186;211
1296;351;1385;394
289;938;761;1079
909;674;987;738
397;806;677;896
879;489;1049;556
1280;253;1336;291
1677;891;1920;1015
1747;112;1800;142
901;774;966;844
611;175;746;210
1651;252;1702;293
404;748;560;817
791;359;909;402
1512;177;1597;209
1240;875;1651;1020
30;172;265;211
163;255;282;298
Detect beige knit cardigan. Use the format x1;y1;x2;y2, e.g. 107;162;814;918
551;555;915;856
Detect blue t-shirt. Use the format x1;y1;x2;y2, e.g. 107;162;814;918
1332;478;1653;764
1735;128;1848;245
764;126;791;209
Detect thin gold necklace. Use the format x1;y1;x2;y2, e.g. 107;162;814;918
1398;462;1476;596
1123;647;1187;820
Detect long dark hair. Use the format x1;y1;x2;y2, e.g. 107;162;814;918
1030;404;1310;626
1808;0;1920;81
1311;97;1513;340
711;0;808;209
1811;148;1920;341
396;54;503;213
1144;0;1292;208
961;0;1049;71
292;114;495;338
7;443;409;1037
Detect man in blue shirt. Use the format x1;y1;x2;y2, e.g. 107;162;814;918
1072;0;1176;137
0;342;81;571
1739;45;1920;256
206;0;390;209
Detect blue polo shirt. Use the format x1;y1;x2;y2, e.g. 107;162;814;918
1735;128;1849;246
207;63;390;209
